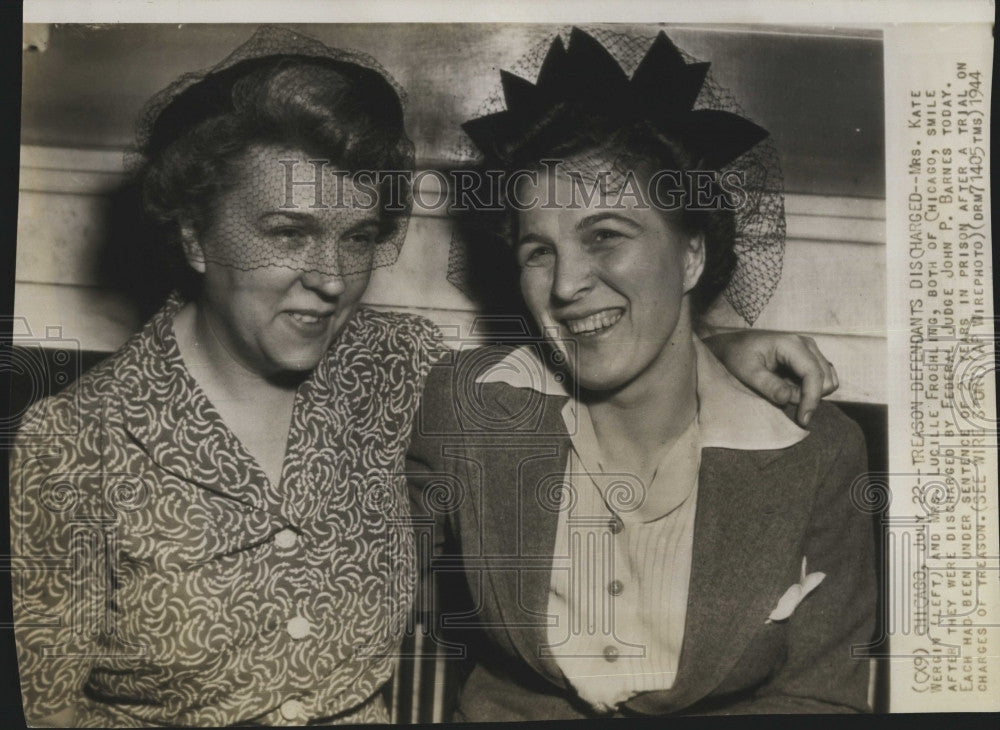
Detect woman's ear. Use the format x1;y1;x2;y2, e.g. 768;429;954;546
179;220;206;274
682;231;706;294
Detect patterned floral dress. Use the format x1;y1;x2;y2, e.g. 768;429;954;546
9;295;443;726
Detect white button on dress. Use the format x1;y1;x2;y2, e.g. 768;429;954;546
279;699;306;721
274;529;298;549
286;616;312;640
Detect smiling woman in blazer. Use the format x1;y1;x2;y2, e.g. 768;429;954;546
407;28;876;718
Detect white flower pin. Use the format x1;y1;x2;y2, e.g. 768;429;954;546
766;557;826;623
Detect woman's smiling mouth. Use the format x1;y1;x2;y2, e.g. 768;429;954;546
284;309;336;333
562;308;624;336
288;312;326;324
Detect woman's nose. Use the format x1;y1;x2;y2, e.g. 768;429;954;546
297;239;349;296
300;268;346;297
551;247;594;303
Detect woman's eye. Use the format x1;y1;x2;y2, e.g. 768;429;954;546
345;232;374;246
340;230;378;253
520;246;554;266
270;227;308;247
592;228;625;243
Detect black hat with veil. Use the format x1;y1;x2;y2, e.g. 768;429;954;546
448;26;787;326
128;25;416;280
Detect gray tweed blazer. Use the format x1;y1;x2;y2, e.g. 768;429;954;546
406;346;876;719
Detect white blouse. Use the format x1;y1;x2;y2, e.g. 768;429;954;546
476;335;809;713
544;408;701;711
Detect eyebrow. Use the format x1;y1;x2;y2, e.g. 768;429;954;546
341;217;383;234
516;212;644;248
516;232;553;248
259;211;382;229
575;212;644;231
259;210;319;224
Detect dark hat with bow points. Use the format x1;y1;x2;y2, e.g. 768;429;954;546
462;27;770;170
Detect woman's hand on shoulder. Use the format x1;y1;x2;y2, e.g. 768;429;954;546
702;330;838;427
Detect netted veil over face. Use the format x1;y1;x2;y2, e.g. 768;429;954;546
131;25;415;279
449;26;787;326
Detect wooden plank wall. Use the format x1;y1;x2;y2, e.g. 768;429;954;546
16;145;885;403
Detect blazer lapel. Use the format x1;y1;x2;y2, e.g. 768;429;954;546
476;384;570;688
624;446;790;715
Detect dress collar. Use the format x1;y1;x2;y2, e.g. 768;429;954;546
475;336;808;451
113;292;277;510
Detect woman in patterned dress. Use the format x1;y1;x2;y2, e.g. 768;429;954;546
10;27;442;727
9;27;838;726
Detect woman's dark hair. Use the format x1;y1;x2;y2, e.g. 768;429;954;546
486;101;738;317
136;55;412;295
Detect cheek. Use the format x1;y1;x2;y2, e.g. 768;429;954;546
519;267;554;316
200;265;249;307
622;245;686;312
202;265;295;313
342;271;373;304
237;269;298;300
